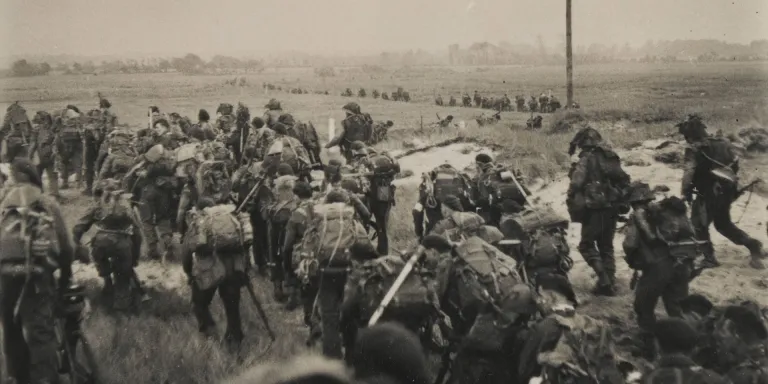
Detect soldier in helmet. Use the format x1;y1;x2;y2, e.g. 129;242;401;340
473;91;481;107
567;127;630;296
30;111;59;197
678;114;766;269
624;182;693;357
130;144;177;260
263;99;283;129
215;103;236;134
0;103;33;162
54;105;85;190
326;102;373;164
98;94;118;130
643;318;728;383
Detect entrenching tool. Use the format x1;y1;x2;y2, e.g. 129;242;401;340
368;245;426;326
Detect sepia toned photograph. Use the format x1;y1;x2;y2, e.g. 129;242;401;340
0;0;767;383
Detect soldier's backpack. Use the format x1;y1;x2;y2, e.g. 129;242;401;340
194;204;250;252
537;314;631;384
646;197;704;264
3;104;32;141
369;153;398;202
195;160;232;204
175;143;203;179
270;175;299;226
447;236;522;336
431;164;468;203
342;114;372;143
500;206;572;273
58;112;82;142
216;114;236;133
355;255;437;322
99;190;135;225
480;166;528;206
200;140;230;162
295;202;370;268
0;184;61;278
268;136;310;175
698;137;740;190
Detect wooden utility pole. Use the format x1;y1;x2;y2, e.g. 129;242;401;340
566;0;574;107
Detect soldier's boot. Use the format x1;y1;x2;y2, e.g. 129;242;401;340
746;239;766;270
590;263;615;297
700;243;721;268
638;330;657;360
284;286;300;311
273;280;287;302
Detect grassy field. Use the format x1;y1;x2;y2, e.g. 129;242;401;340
1;61;768;383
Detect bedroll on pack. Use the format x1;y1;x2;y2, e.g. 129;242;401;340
297;202;369;267
433;165;466;202
268;137;310;174
0;185;60;277
500;206;570;269
357;255;436;321
195;204;248;252
648;199;703;262
464;283;535;352
443;212;485;242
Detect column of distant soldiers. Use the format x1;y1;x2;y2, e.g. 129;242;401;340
262;82;579;113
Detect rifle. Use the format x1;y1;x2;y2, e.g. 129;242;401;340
629;270;640;291
368;245;426;326
235;176;265;214
736;179;762;199
242;277;277;341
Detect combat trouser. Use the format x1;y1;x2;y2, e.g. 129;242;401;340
578;208;618;294
268;221;291;302
91;229;141;312
139;183;175;260
1;275;59;384
191;270;244;352
634;258;690;331
369;199;392;255
412;203;443;240
36;149;59;197
317;269;347;359
82;138;101;194
56;139;83;189
250;211;268;274
3;136;29;162
691;193;764;264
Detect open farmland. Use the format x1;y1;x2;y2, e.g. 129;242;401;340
1;61;768;383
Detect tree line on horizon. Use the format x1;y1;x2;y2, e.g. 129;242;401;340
6;38;768;78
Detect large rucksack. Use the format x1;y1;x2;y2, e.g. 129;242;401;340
268;136;310;175
3;104;32;141
342;114;372;144
479;166;528;206
431;164;468;203
0;185;61;278
645;197;704;264
193;204;252;252
368;153;398;202
195;160;232;204
354;255;437;322
99;190;135;225
295;202;370;268
447;236;523;340
200;141;230;162
58;114;82;142
500;206;572;273
698;137;740;191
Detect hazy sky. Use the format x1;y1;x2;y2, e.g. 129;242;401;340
2;0;766;58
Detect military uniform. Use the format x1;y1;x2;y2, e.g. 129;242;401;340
567;128;630;295
263;99;283;129
136;146;177;260
282;191;313;312
624;184;692;352
1;104;32;162
326;102;373;164
31;111;59;196
181;209;246;353
0;171;74;384
55;109;85;189
72;181;142;311
81;111;107;194
679;115;766;268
